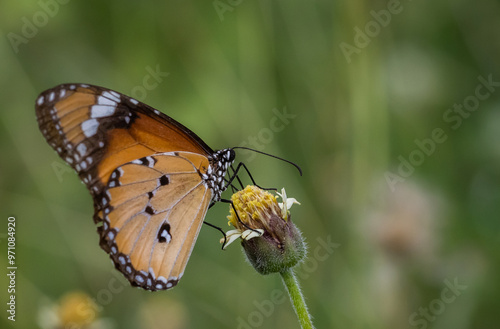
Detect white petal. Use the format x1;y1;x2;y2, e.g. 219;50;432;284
276;188;287;201
285;198;301;209
276;187;300;219
226;229;242;236
221;230;242;249
241;229;264;240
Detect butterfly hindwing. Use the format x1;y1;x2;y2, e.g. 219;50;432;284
96;152;213;290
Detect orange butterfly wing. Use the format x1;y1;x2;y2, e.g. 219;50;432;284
36;84;214;195
101;152;212;289
36;84;234;290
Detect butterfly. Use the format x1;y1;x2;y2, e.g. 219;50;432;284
35;83;240;291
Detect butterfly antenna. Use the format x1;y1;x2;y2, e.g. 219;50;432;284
232;146;302;176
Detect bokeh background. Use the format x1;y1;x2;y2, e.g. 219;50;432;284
1;0;499;328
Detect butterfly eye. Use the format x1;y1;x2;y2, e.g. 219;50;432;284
228;149;236;162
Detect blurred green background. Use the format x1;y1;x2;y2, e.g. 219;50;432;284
1;0;499;328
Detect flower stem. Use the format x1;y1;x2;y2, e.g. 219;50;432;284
280;268;314;329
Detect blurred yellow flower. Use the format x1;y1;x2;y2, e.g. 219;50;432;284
58;291;98;327
38;291;111;329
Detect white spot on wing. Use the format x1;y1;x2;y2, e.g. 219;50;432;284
130;98;139;105
81;119;99;137
37;95;44;105
160;229;171;243
149;267;156;279
76;143;87;156
97;95;117;106
106;90;121;102
91;104;115;118
49;92;55;102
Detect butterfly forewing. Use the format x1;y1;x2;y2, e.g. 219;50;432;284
35;84;214;196
35;84;234;291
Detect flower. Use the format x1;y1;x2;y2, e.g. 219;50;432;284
222;185;306;275
38;291;111;329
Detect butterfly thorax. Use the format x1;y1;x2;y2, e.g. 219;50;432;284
203;148;235;202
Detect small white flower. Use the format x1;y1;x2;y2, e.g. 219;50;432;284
276;188;300;220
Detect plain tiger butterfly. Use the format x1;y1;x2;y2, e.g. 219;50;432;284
35;83;247;291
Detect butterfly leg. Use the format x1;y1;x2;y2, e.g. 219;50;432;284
226;162;277;192
203;221;227;250
219;198;261;236
226;165;244;193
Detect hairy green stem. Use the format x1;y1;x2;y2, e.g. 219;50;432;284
280;268;314;329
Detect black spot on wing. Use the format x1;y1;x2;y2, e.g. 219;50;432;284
159;175;169;186
145;206;155;215
157;223;171;243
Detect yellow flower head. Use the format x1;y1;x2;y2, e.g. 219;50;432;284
227;185;281;231
222;185;305;274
